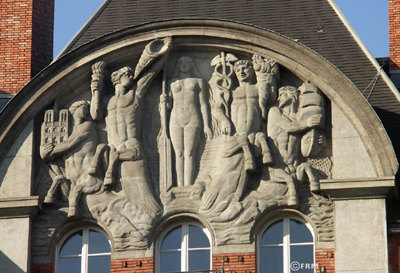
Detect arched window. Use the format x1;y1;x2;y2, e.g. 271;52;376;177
258;217;315;273
157;222;212;273
56;226;111;273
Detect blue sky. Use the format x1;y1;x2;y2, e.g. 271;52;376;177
54;0;389;58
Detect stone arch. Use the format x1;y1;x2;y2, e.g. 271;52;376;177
0;19;395;181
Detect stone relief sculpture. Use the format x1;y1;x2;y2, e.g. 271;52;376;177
200;54;277;219
162;56;212;187
89;37;172;218
40;101;103;218
35;44;334;252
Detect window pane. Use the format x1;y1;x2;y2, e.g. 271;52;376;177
160;251;181;272
161;227;182;250
290;220;313;244
89;230;111;254
59;257;81;273
88;255;111;273
189;225;210;248
290;245;314;273
60;231;82;256
260;246;283;273
188;250;210;271
0;98;10;111
260;220;283;245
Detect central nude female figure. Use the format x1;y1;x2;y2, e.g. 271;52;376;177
165;56;212;187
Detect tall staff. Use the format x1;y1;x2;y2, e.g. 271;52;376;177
159;64;173;194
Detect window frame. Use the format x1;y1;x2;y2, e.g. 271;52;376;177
156;221;212;273
55;226;112;273
257;215;315;273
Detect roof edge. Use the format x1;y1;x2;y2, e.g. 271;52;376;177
328;0;400;103
52;0;112;62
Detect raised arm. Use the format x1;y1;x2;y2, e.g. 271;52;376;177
40;123;92;161
135;37;173;98
90;61;106;121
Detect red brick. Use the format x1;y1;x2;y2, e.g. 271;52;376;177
0;0;53;94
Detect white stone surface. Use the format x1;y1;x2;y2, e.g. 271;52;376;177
0;120;34;198
331;103;377;179
0;218;31;273
335;198;388;272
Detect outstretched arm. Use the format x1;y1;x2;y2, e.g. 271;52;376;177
41;123;91;161
268;107;321;134
136;37;173;98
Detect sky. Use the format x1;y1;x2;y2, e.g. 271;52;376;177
54;0;390;59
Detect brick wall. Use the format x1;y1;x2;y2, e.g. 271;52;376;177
315;249;335;273
212;253;256;273
111;257;154;273
31;263;54;273
0;0;54;94
33;251;334;273
390;0;400;70
389;234;400;273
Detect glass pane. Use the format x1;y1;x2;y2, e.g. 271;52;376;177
290;220;313;244
89;230;111;254
188;250;210;271
60;231;82;256
160;251;181;273
260;220;283;245
88;255;111;273
161;227;182;250
260;246;283;273
0;98;10;111
290;245;314;273
59;257;81;273
189;225;210;248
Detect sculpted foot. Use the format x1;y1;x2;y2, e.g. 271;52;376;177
43;194;55;205
104;176;114;187
263;151;274;165
68;207;79;218
288;195;299;207
310;180;320;193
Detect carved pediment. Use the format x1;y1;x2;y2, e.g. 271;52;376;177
30;34;335;253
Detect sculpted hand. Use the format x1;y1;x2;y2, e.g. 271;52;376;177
221;120;232;136
252;55;264;72
307;114;322;128
318;134;325;146
163;37;173;49
204;126;213;138
40;143;54;161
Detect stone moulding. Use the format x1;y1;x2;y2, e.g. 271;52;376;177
320;176;397;199
0;196;41;219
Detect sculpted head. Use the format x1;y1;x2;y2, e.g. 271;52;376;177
69;101;90;120
234;60;254;82
278;86;298;108
177;56;194;74
111;66;134;88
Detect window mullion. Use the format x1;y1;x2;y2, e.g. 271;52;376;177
182;223;188;271
283;218;290;273
82;228;89;273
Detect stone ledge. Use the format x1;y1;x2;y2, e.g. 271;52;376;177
320;176;396;199
0;196;41;219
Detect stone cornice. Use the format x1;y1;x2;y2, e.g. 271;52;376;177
320;176;396;200
0;196;42;219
